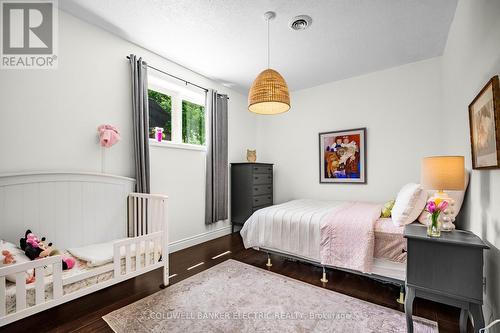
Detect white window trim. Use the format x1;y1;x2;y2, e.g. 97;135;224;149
148;81;207;150
149;140;207;152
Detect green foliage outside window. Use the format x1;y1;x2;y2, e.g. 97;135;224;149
148;89;172;140
182;100;205;145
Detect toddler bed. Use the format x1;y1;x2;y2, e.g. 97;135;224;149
0;172;168;327
3;243;161;315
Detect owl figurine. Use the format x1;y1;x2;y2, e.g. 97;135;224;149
246;149;257;163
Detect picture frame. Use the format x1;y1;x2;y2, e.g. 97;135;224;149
468;75;500;169
318;127;366;184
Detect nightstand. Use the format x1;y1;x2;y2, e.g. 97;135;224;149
404;224;489;333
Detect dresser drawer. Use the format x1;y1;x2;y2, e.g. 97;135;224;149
253;194;272;207
253;165;273;174
252;173;272;185
253;184;272;196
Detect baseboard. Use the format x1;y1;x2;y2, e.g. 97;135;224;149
168;225;233;253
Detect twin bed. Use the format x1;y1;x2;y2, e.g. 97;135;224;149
240;199;408;284
0;173;168;327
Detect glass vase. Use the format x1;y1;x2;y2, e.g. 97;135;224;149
427;214;441;238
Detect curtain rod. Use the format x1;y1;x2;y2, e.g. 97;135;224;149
126;55;208;93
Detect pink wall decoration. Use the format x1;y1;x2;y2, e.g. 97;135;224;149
97;124;120;148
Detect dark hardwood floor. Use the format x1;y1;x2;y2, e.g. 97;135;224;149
3;233;463;333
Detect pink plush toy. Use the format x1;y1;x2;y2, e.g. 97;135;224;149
97;124;120;148
64;257;76;270
2;250;15;265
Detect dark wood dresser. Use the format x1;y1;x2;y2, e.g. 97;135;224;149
230;163;273;233
404;224;489;333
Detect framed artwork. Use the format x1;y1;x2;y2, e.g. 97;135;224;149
468;76;500;169
319;128;366;184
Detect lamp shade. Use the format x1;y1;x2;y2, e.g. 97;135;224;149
421;156;465;190
248;69;290;115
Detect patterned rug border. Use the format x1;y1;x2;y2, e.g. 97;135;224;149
103;259;438;332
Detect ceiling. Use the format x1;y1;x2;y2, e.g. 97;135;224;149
60;0;458;93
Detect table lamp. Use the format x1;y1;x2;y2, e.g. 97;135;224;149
421;156;465;231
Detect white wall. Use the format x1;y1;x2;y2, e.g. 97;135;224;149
256;57;443;204
441;0;500;326
0;11;257;250
150;91;257;250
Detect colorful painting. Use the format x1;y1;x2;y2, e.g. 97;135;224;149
319;128;366;183
469;76;500;169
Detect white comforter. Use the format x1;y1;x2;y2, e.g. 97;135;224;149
240;199;343;261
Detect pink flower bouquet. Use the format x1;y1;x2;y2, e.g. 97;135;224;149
426;199;448;237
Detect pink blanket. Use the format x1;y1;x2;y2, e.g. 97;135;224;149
320;202;383;273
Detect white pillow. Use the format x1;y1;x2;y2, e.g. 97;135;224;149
418;171;470;224
68;240;126;267
68;238;159;267
391;183;427;226
0;240;34;283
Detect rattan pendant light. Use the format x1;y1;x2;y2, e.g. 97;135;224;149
248;11;290;115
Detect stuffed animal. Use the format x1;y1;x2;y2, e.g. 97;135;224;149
20;230;44;260
381;200;396;218
61;257;75;270
0;248;35;284
2;250;15;265
20;230;75;270
38;239;60;257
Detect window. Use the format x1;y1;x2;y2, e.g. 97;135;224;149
182;100;205;145
148;74;206;148
148;89;172;141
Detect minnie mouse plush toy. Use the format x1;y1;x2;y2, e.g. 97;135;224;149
20;230;75;270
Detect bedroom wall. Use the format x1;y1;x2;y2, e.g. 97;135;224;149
441;0;500;326
0;11;256;250
255;57;443;204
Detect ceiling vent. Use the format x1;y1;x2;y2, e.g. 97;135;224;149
289;15;312;31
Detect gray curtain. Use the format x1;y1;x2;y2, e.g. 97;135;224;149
205;90;229;224
129;54;150;193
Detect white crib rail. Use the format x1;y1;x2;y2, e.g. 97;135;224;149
128;193;168;237
127;193;168;286
0;255;62;317
113;231;163;278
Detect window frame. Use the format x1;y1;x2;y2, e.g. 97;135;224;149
148;80;207;151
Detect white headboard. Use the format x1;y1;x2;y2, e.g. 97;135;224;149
0;172;135;250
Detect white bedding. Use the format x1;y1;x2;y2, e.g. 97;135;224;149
240;199;407;270
68;239;160;267
240;199;344;262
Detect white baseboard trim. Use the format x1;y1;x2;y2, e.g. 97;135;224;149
168;225;233;253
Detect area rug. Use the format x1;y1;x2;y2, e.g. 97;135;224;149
103;259;437;333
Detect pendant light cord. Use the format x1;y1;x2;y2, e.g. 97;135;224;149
267;17;270;69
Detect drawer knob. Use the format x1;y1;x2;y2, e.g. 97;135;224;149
402;248;407;253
